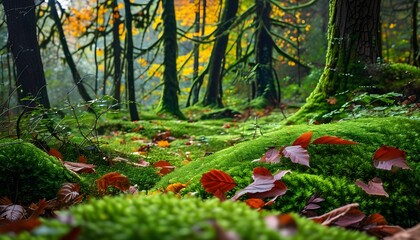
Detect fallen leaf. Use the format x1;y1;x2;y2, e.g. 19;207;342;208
0;218;41;234
327;97;337;105
373;146;410;170
265;214;297;237
97;172;130;194
57;183;83;206
301;193;325;217
64;162;96;173
49;148;63;160
312;136;358;145
244;198;265;209
355;178;389;197
259;148;281;163
77;155;88;163
0;204;25;221
153;160;175;175
292;131;313;149
137;158;150;167
282;145;310;167
310;203;365;227
200;170;236;200
382;223;418;239
157;140;170;148
165;183;188;194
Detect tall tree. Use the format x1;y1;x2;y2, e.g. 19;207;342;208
3;0;50;108
111;0;123;108
289;0;382;123
156;0;185;119
48;0;93;103
124;0;140;121
411;0;419;66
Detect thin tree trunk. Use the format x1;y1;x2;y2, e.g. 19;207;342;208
412;0;419;66
124;0;140;121
156;0;185;119
48;0;93;102
3;0;50;108
202;0;239;108
112;0;122;108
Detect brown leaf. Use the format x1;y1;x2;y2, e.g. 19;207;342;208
282;145;310;167
165;183;188;194
60;226;82;240
301;193;325;217
57;183;82;206
383;223;419;240
29;199;48;218
258;148;281;163
310;203;365;227
0;218;41;234
64;161;96;173
77;155;88;163
312;136;358;145
153;160;175;175
49;148;63;160
200;170;236;200
292;131;313;149
355;178;389;197
97;172;130;194
244;198;265;209
373;146;410;170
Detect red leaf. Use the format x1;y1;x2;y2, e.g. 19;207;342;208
200;170;236;200
29;199;48;218
153;160;175;175
312;136;358;145
259;148;281;163
245;198;265;209
97;172;130;194
49;148;63;160
57;183;83;206
248;181;288;199
310;203;365;227
292;131;313;149
361;213;387;229
366;225;405;238
0;218;41;234
373;146;410;170
282;145;310;167
64;162;96;173
232;167;289;200
355;178;389;197
77;155;88;163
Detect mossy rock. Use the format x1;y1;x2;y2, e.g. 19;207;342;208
0;140;78;204
155;117;420;227
2;194;373;240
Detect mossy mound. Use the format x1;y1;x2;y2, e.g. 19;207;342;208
155;117;420;227
3;194;373;240
0;140;78;204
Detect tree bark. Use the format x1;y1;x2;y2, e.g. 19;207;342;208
48;0;93;103
202;0;239;108
156;0;185;119
124;0;140;121
112;0;122;108
288;0;382;123
411;0;419;66
3;0;50;108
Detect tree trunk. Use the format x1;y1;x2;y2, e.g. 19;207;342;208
124;0;140;121
48;0;93;103
3;0;50;108
412;0;419;67
156;0;185;119
112;0;122;108
202;0;239;108
288;0;382;124
254;0;277;107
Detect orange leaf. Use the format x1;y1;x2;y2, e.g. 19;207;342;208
157;140;170;148
292;131;313;149
372;146;410;170
245;198;265;209
0;218;41;234
49;148;63;160
200;169;236;200
97;172;130;194
78;155;88;163
165;183;188;194
312;136;358;145
153;160;175;175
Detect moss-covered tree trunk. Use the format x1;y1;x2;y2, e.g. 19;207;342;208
112;0;122;108
289;0;381;123
202;0;239;108
254;0;277;107
411;0;419;67
124;0;140;121
156;0;185;119
3;0;50;109
49;0;93;103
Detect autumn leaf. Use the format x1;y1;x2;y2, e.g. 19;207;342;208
200;169;236;200
232;167;289;200
256;148;281;163
157;140;170;148
97;172;130;194
282;145;310;167
57;183;83;206
292;131;313;149
245;198;265;209
301;193;325;217
312;136;358;145
0;204;25;221
153;160;175;175
310;203;365;227
28;199;48;218
49;148;63;160
265;214;298;237
78;155;88;163
137;158;150;167
0;218;41;234
165;183;188;194
64;161;96;173
373;146;410;170
355;178;389;197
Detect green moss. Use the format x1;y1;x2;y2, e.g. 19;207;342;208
0;140;78;204
3;194;373;240
155;117;420;227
